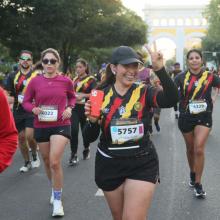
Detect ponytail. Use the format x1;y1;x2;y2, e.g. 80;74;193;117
97;64;116;89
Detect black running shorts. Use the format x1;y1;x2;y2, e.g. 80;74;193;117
13;111;34;133
178;113;212;133
95;147;159;191
34;125;71;143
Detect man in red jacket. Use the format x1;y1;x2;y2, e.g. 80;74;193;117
0;87;18;173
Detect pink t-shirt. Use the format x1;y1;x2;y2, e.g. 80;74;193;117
23;74;76;128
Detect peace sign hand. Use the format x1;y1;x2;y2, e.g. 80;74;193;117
143;44;164;71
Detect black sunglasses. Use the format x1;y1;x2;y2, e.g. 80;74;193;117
42;59;57;65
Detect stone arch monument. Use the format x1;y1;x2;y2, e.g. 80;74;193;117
143;4;208;68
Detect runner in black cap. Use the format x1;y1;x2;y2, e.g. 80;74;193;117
84;45;178;220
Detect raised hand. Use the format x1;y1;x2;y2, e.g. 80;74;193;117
143;44;164;71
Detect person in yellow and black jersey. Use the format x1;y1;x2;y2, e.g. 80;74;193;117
69;58;97;165
174;49;220;198
84;46;178;220
5;50;40;172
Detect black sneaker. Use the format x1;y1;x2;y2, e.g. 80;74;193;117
69;154;79;166
83;148;90;160
194;183;206;198
189;172;195;187
154;122;160;132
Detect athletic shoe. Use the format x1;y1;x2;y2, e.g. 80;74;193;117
50;191;54;205
155;122;160;132
189;172;195;187
69;154;79;166
194;183;206;198
52;200;64;217
19;161;32;172
83;148;90;160
31;153;40;168
31;159;40;168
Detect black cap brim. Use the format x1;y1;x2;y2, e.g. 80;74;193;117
119;58;143;65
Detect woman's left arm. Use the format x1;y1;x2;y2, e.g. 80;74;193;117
67;80;76;108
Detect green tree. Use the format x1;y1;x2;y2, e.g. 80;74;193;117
0;43;15;74
0;0;148;72
202;0;220;66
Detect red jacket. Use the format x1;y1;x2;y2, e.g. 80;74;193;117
0;87;18;173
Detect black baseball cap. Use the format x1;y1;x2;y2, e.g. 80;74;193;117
110;46;143;65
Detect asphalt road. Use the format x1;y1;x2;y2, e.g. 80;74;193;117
1;97;220;220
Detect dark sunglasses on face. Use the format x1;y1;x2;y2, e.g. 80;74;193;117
19;56;32;61
42;59;57;65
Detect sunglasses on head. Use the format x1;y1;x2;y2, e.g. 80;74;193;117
42;59;57;65
20;56;32;61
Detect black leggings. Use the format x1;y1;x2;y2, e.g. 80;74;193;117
70;104;90;154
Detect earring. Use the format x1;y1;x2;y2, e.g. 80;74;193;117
112;71;116;75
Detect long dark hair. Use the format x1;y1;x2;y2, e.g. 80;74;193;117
76;58;90;75
97;64;116;89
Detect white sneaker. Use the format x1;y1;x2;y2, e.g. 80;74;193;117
52;200;64;217
50;191;54;205
19;162;32;172
31;152;41;168
31;158;40;168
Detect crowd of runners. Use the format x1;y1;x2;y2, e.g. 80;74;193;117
1;44;220;219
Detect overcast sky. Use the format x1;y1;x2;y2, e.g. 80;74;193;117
122;0;211;18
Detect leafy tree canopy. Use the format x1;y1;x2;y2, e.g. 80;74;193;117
0;0;148;71
202;0;220;66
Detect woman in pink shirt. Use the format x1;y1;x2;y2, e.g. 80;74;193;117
23;48;75;217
